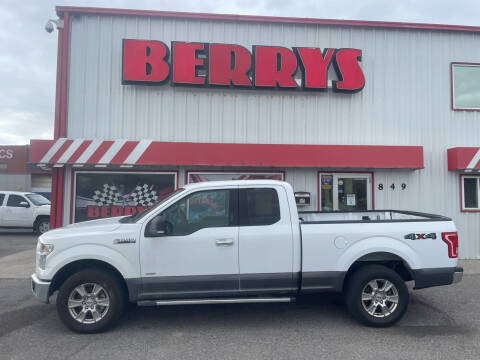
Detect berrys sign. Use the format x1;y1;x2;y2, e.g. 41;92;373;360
122;40;365;93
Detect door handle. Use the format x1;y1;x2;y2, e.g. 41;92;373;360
215;238;234;246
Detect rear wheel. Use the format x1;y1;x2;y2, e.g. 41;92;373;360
34;217;50;235
56;269;125;333
345;265;409;327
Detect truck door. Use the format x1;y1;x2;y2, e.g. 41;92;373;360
139;188;240;299
238;186;295;293
3;194;34;227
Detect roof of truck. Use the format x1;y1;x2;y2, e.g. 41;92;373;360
182;180;288;190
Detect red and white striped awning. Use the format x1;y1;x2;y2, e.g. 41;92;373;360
448;147;480;172
29;138;424;169
30;138;153;168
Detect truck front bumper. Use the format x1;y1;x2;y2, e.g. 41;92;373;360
31;273;51;304
413;266;463;289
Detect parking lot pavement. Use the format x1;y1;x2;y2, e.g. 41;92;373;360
0;276;479;360
0;232;479;359
0;229;37;258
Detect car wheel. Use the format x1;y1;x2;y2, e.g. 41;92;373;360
345;264;409;327
56;268;125;333
34;218;50;235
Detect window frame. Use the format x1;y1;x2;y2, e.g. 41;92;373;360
451;62;480;111
0;193;5;206
461;175;480;212
148;188;238;236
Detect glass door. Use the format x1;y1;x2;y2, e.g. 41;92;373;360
319;173;372;211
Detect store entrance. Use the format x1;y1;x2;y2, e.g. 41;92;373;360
319;173;372;211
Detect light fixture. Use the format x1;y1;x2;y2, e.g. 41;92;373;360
44;19;64;33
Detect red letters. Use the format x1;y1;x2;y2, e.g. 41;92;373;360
172;42;206;85
332;49;365;92
122;40;169;84
208;44;252;86
295;48;334;90
254;46;298;88
121;39;365;93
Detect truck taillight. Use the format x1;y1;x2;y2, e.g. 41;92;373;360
441;232;458;258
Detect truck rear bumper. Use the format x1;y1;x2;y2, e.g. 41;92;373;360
31;273;51;304
413;267;463;290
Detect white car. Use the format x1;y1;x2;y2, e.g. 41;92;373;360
31;180;462;333
0;191;51;235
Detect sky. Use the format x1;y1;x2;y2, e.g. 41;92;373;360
1;0;480;145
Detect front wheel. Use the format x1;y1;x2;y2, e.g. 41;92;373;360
345;265;409;327
56;269;125;333
34;218;50;235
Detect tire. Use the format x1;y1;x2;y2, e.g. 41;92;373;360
56;268;125;333
345;265;409;327
34;217;50;235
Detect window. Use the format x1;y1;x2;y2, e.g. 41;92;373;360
187;171;284;183
452;63;480;110
239;188;280;226
0;194;4;205
319;173;372;211
462;176;480;210
73;171;177;223
157;189;236;236
6;195;27;207
25;194;50;206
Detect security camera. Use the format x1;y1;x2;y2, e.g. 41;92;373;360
45;19;64;33
45;21;55;33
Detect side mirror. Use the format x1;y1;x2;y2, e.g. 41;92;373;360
146;216;170;237
19;201;30;208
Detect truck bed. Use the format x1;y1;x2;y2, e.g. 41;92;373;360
299;210;451;223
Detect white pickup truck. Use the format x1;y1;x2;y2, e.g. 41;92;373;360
32;180;463;333
0;191;51;234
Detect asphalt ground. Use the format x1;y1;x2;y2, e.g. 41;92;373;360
0;232;479;360
0;229;36;258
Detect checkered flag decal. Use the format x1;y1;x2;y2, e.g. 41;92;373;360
92;184;121;206
129;184;158;207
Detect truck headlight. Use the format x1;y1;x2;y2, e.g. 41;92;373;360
38;243;54;270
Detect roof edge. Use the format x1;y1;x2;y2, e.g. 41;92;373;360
55;6;480;33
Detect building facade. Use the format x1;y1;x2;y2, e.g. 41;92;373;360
30;7;480;257
0;145;51;197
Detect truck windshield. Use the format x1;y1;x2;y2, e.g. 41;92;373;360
120;188;185;223
25;194;50;206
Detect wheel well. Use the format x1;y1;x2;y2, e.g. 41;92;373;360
343;252;414;291
34;215;49;225
49;260;129;300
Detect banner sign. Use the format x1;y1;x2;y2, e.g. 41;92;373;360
122;40;365;93
74;172;176;223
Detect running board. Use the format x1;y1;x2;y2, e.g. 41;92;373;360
137;297;295;307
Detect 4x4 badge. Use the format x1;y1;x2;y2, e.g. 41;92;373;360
404;233;436;240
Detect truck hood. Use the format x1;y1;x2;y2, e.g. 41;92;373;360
40;216;125;240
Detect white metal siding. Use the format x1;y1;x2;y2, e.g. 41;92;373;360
0;174;30;192
65;14;480;258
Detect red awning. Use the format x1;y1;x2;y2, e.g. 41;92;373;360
30;138;424;169
448;147;480;171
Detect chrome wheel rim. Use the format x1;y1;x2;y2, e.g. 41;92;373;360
68;283;110;324
361;279;399;318
38;221;49;234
